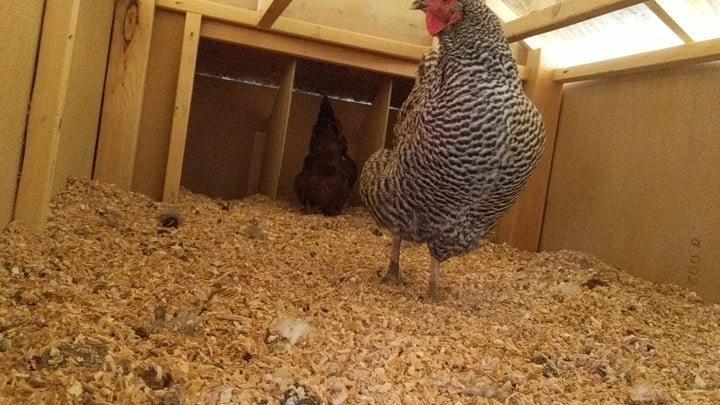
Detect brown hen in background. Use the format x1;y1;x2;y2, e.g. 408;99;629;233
295;95;358;216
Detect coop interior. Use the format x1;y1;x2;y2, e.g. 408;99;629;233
3;0;720;403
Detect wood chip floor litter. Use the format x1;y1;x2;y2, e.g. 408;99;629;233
1;177;719;404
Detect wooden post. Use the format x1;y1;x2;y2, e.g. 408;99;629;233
259;59;296;199
162;12;201;202
14;0;81;231
94;0;155;189
494;48;563;251
1;0;45;228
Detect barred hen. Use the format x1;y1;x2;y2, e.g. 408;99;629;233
360;0;545;300
295;96;358;216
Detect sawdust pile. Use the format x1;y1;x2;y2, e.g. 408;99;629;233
1;177;719;404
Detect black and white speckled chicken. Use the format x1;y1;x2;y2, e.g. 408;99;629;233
359;0;545;299
295;96;358;216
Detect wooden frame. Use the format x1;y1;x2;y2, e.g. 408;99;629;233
163;13;202;202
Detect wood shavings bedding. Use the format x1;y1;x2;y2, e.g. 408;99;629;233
1;177;719;404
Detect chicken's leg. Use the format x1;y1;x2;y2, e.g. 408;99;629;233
427;257;442;301
381;234;405;285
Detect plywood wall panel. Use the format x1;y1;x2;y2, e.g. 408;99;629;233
181;76;278;199
54;0;114;195
0;0;45;228
541;61;720;302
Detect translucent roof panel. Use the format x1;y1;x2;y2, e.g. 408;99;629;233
535;4;685;68
655;0;720;41
489;0;720;68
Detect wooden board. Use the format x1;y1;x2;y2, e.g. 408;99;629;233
131;10;186;200
260;60;296;199
494;49;564;252
200;20;418;79
94;0;156;190
14;0;81;231
257;0;293;28
53;0;115;195
0;0;45;228
163;13;202;202
279;0;429;46
157;0;429;60
541;61;720;301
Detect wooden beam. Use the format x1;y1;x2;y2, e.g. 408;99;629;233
259;59;296;199
1;0;44;228
14;0;81;231
644;0;693;44
494;49;564;251
156;0;426;61
554;37;720;83
163;12;202;202
257;0;293;28
502;0;646;43
94;0;155;189
157;0;259;25
201;20;418;78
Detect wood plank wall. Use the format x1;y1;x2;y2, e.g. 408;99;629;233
541;61;720;301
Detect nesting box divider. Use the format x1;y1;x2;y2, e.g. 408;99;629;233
163;13;202;202
259;59;297;199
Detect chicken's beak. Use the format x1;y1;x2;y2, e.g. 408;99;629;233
410;0;426;11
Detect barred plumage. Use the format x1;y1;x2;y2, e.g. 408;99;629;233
359;0;544;299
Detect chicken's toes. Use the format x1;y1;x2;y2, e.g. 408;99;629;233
425;286;443;302
380;272;406;286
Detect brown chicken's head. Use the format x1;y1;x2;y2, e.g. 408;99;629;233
411;0;463;36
